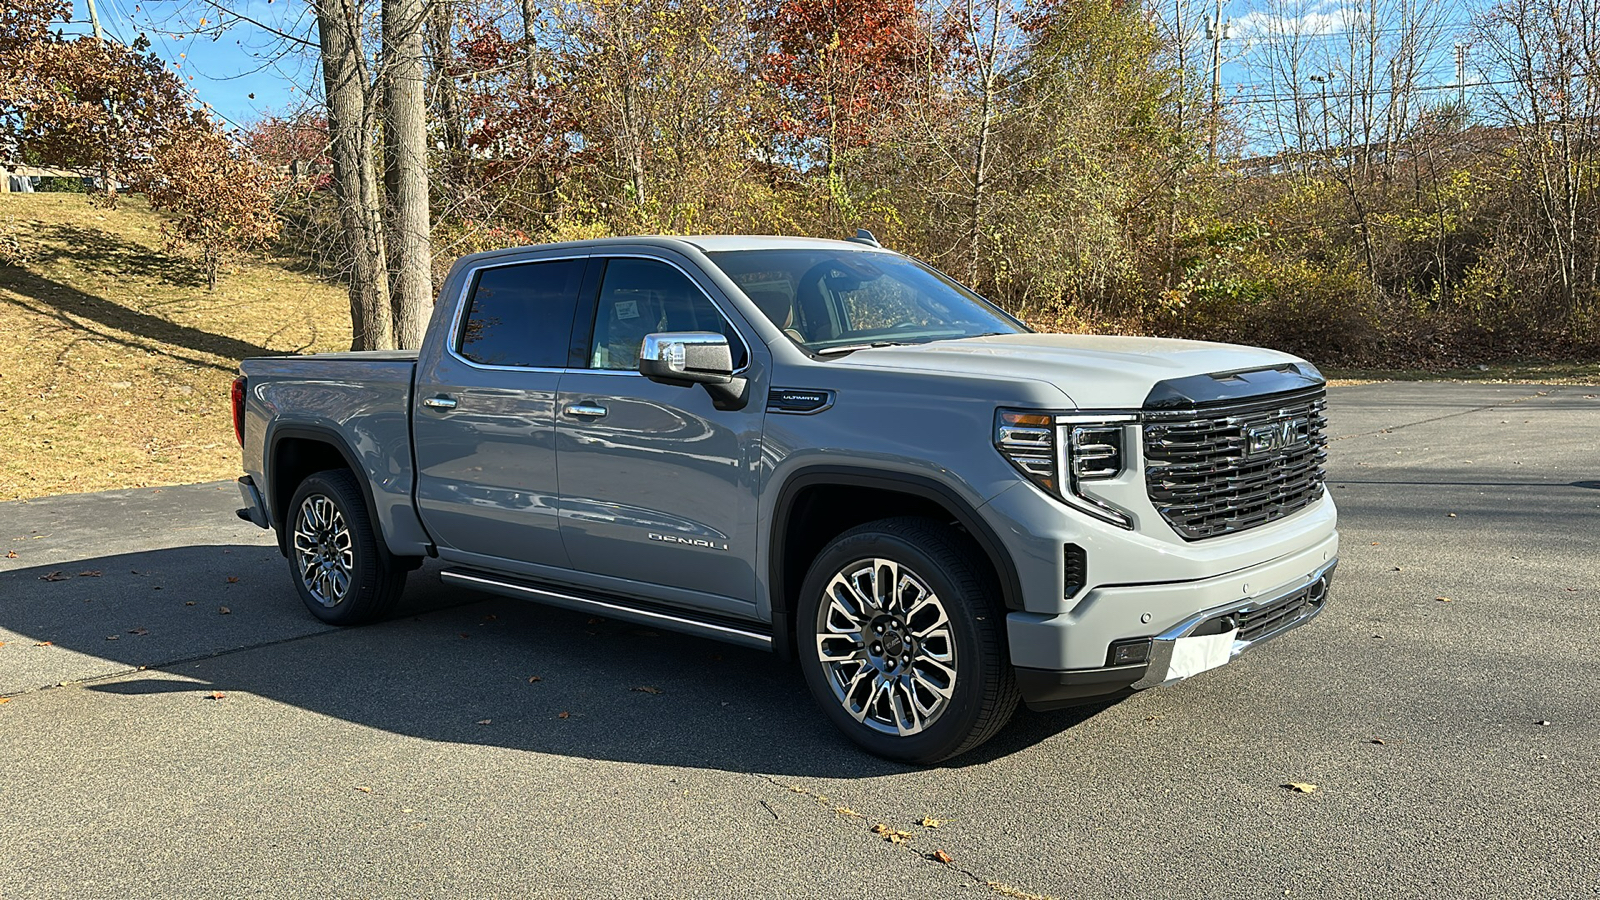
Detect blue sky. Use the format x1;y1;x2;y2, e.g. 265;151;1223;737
62;0;320;130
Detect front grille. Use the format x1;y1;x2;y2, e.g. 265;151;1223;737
1236;575;1329;642
1144;387;1328;540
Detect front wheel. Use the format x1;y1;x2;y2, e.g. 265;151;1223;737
286;469;406;625
796;517;1019;764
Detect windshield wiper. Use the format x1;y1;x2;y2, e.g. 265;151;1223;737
815;340;916;356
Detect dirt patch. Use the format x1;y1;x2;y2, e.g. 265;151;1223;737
0;193;350;501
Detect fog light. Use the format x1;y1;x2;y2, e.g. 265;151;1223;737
1108;639;1152;667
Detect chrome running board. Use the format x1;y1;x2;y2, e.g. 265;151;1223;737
440;568;773;651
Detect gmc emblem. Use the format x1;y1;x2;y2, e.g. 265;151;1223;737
1246;417;1310;458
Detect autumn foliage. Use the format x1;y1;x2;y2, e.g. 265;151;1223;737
2;0;278;287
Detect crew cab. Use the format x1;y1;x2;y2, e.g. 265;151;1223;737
232;234;1337;762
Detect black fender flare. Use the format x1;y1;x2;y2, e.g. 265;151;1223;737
767;465;1024;660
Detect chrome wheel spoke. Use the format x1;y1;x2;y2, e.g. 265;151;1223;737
294;493;354;608
815;556;957;738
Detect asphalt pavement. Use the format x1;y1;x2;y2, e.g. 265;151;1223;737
2;382;1597;899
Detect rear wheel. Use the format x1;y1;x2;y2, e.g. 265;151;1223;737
286;469;406;625
796;517;1019;764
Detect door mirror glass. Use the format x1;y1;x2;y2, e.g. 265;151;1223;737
639;332;734;385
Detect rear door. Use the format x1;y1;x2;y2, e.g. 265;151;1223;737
412;254;592;570
554;255;768;618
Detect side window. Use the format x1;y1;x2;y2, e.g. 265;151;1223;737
588;258;749;371
458;259;586;368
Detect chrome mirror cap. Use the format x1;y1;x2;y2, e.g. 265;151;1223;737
639;332;735;386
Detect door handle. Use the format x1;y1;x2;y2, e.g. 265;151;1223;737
564;402;607;418
422;395;458;410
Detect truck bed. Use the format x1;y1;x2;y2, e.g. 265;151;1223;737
239;350;430;557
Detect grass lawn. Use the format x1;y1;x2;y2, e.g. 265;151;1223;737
0;193;350;501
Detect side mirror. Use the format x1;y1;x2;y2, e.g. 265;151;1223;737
639;332;735;386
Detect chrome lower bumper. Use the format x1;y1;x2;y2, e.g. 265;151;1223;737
1131;559;1336;689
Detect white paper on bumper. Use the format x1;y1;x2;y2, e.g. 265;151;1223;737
1165;628;1238;681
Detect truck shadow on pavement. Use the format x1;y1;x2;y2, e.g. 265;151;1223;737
0;544;1106;776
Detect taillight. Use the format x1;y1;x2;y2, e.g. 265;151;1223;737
231;375;247;446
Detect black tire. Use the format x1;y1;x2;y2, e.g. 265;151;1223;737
285;468;406;625
796;516;1020;764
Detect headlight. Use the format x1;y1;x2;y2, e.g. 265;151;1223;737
996;409;1135;529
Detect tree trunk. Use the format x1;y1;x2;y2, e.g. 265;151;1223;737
426;2;466;159
316;0;394;351
966;0;1002;285
384;0;434;349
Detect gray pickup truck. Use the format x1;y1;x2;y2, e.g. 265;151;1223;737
232;234;1337;762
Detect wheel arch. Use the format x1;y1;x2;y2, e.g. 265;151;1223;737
266;424;384;559
768;466;1023;661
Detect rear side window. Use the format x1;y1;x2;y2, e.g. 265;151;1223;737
458;259;586;368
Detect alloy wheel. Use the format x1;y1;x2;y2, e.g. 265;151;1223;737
814;557;958;736
292;494;354;607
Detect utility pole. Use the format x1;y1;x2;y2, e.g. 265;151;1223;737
1454;43;1467;112
84;0;106;44
1205;2;1230;166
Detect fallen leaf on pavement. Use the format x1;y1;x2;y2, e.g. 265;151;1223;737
1537;719;1552;726
871;823;912;844
205;691;225;700
557;711;570;719
78;570;102;577
1284;782;1318;793
1435;596;1453;603
218;606;231;615
225;576;239;584
1369;738;1385;745
34;641;52;646
39;571;67;582
355;786;372;793
128;628;148;636
631;686;663;695
4;550;16;559
921;817;947;828
106;635;120;641
931;849;954;864
527;675;542;683
1447;512;1457;517
477;719;492;725
185;601;195;606
835;807;862;818
0;698;11;704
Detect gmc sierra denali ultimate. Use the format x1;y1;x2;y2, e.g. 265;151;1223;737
232;233;1337;763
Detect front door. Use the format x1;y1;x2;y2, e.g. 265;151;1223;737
413;255;590;570
554;256;767;618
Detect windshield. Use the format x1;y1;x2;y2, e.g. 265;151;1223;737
705;248;1027;354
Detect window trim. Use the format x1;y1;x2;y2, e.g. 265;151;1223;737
576;253;754;377
447;253;593;374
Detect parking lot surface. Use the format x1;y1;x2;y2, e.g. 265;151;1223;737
2;382;1598;898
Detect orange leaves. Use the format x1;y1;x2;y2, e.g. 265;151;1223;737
205;691;225;700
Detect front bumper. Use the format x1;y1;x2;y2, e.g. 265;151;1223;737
1008;538;1337;711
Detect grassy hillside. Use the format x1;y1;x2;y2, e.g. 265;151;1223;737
0;193;351;501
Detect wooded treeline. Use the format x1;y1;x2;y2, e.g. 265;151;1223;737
12;0;1600;364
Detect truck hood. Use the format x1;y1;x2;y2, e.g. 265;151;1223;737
825;333;1311;409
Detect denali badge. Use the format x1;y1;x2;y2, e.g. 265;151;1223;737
648;533;730;551
1245;417;1310;457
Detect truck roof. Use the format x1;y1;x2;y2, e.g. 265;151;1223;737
450;234;892;268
